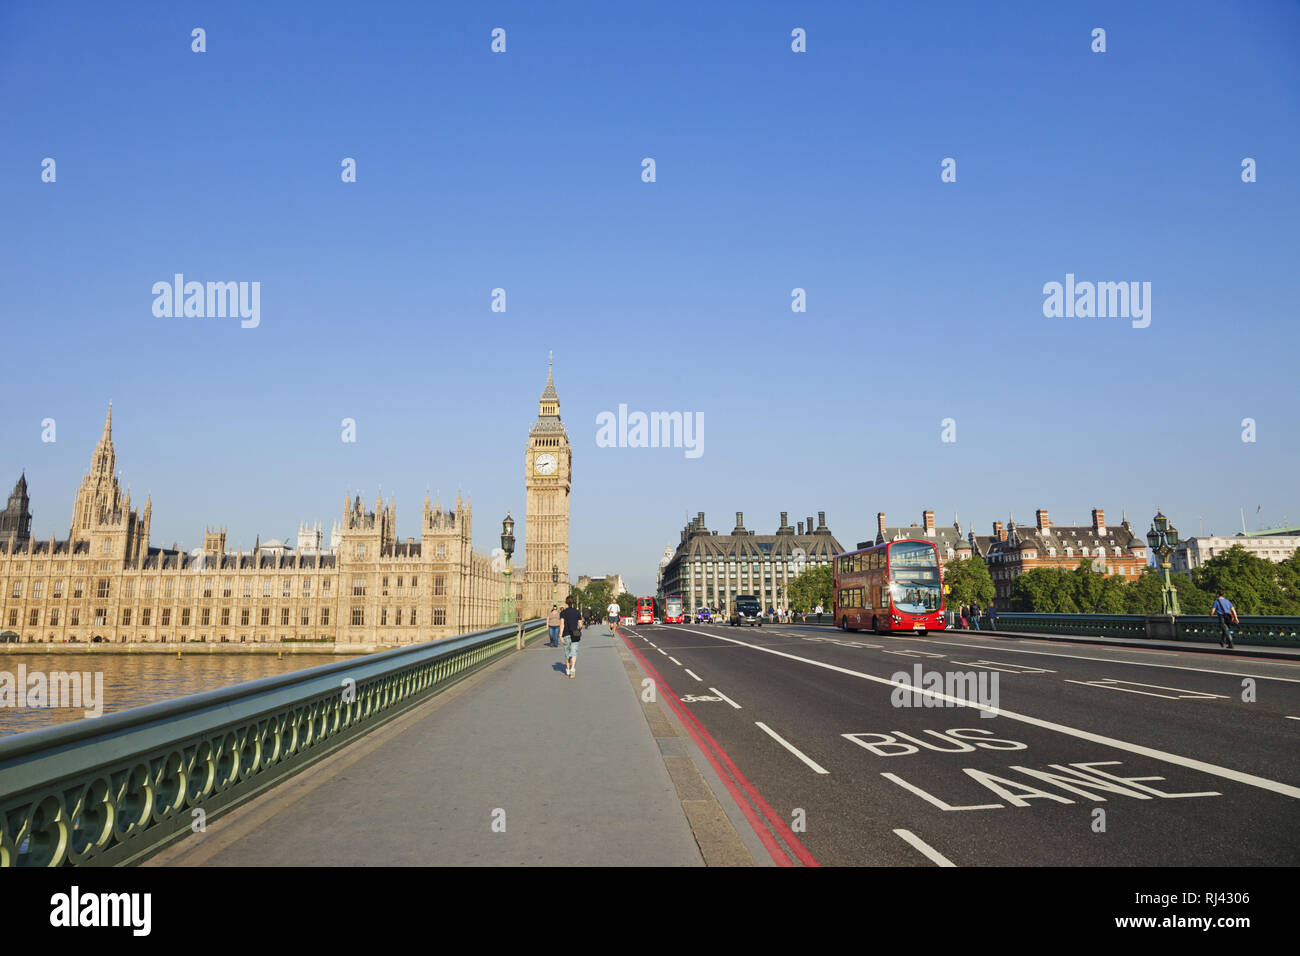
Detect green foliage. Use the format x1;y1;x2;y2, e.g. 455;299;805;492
788;564;833;612
569;585;586;612
616;592;637;617
585;580;613;613
1190;545;1291;614
1011;561;1216;615
942;556;995;609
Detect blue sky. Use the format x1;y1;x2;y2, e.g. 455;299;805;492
2;1;1297;595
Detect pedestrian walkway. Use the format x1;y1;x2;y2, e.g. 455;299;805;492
148;625;708;866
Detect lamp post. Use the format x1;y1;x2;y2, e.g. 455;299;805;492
499;512;515;624
551;563;558;608
1146;509;1182;616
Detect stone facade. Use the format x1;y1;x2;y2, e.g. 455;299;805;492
521;358;571;618
1171;529;1300;575
975;509;1148;609
0;384;560;644
659;511;842;614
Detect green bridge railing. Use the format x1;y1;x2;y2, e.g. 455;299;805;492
0;618;544;867
989;613;1300;647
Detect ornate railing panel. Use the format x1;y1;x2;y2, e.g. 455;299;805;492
990;612;1300;647
0;619;543;867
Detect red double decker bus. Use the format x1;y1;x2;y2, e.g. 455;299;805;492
833;539;946;634
636;597;656;625
663;594;685;624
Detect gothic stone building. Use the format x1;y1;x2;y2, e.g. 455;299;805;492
659;511;843;614
0;368;569;645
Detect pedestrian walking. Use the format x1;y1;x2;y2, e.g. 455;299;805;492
1211;591;1239;649
546;605;561;646
971;604;982;631
560;595;582;678
987;602;996;629
606;600;620;634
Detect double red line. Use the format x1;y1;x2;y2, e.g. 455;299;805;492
619;630;820;867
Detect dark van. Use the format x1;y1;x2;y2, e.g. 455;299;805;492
729;594;763;627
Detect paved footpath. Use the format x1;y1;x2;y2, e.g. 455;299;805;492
150;625;709;866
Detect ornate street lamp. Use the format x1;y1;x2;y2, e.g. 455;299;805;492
1146;509;1182;616
551;563;559;607
499;511;516;623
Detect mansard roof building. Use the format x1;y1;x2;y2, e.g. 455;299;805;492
659;510;843;612
0;402;516;646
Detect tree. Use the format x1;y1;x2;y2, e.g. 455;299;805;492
569;585;586;614
1123;569;1211;615
942;556;994;609
583;580;612;617
616;592;637;617
1191;545;1285;613
787;565;832;612
1274;548;1300;614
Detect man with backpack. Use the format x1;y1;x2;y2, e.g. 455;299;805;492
1212;592;1239;649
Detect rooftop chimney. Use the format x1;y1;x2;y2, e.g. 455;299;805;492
923;510;935;535
1092;509;1106;535
798;521;805;535
994;520;1007;541
817;511;826;531
1036;509;1051;532
733;512;746;535
877;512;887;539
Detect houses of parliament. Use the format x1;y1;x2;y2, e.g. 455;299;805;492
0;363;571;646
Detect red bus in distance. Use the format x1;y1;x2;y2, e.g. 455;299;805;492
636;597;656;625
833;539;946;634
664;594;685;624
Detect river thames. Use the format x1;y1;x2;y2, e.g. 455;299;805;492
0;653;342;737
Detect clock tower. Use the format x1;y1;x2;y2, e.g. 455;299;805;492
524;354;571;617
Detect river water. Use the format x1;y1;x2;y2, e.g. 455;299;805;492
0;653;344;738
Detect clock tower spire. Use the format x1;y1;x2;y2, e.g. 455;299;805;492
524;354;571;617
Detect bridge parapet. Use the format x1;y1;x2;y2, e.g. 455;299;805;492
0;619;543;867
991;613;1300;646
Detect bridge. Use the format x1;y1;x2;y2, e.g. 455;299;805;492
2;615;1298;867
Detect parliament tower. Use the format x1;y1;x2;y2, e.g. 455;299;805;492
523;355;571;617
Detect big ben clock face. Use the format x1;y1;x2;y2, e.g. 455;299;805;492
534;452;558;476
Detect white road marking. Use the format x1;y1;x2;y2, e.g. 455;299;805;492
656;648;667;656
684;669;703;682
669;656;682;666
646;641;658;648
893;828;957;867
883;649;946;659
1063;678;1229;700
881;773;1003;811
904;636;1300;683
658;624;1300;800
755;722;828;774
709;687;742;709
951;659;1056;674
1286;716;1300;721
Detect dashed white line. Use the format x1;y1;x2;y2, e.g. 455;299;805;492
755;722;828;774
656;648;667;656
684;669;703;682
669;657;682;666
893;829;956;867
709;687;742;709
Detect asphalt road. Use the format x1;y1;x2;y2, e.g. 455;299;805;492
620;622;1300;866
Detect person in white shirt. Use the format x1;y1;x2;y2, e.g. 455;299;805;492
607;601;621;633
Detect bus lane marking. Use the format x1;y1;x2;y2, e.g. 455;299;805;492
893;829;957;867
1063;679;1229;700
883;649;946;659
658;624;1300;801
755;722;829;774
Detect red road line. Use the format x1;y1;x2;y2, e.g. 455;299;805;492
621;631;820;867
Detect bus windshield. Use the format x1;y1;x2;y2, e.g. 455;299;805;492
889;542;941;613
